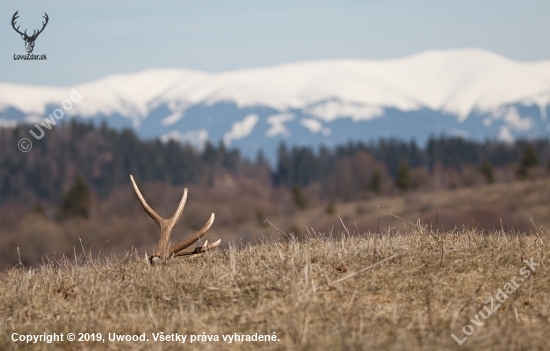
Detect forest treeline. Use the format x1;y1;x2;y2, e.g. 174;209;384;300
0;121;247;204
1;120;550;207
274;137;550;198
2;121;550;268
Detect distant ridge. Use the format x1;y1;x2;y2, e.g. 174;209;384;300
2;48;550;158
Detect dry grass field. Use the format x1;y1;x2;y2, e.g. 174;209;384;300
289;177;550;238
1;222;548;350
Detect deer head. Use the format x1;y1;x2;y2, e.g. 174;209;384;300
12;11;49;54
130;175;220;264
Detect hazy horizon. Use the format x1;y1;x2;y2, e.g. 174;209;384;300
2;1;550;86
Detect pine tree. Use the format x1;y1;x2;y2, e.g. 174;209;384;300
275;143;291;186
291;184;307;210
517;144;539;179
59;176;91;219
480;160;495;184
395;160;411;191
255;150;268;167
369;168;382;194
32;201;46;217
522;144;539;168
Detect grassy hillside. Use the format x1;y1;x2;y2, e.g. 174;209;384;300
1;225;548;350
4;175;550;270
271;177;550;242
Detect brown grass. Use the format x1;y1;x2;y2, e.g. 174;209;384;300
290;177;550;237
4;176;550;270
1;223;548;351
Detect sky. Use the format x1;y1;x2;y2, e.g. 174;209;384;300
2;0;550;86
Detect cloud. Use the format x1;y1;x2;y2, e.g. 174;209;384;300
223;114;259;145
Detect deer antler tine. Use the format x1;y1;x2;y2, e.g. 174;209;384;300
156;187;187;255
168;213;215;255
208;239;222;249
173;238;221;257
168;187;188;226
130;175;163;228
11;11;26;37
40;13;49;31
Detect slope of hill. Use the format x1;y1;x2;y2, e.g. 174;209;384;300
1;228;547;350
2;48;550;158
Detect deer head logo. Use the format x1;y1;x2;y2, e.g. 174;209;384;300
11;11;49;54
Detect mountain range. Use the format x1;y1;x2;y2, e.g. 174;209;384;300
2;48;550;160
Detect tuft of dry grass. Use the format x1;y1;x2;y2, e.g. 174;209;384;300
0;226;549;350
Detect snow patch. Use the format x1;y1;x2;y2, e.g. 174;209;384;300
266;113;295;137
540;105;548;121
300;118;323;134
24;115;44;123
160;129;209;150
498;126;514;143
306;100;384;122
491;106;533;131
223;114;259;145
446;129;470;138
0;119;17;128
161;110;186;126
525;95;550;121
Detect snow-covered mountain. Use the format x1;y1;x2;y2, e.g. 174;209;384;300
2;48;550;159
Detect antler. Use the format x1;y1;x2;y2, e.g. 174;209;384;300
130;175;220;263
32;13;49;38
11;11;48;39
11;11;25;36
